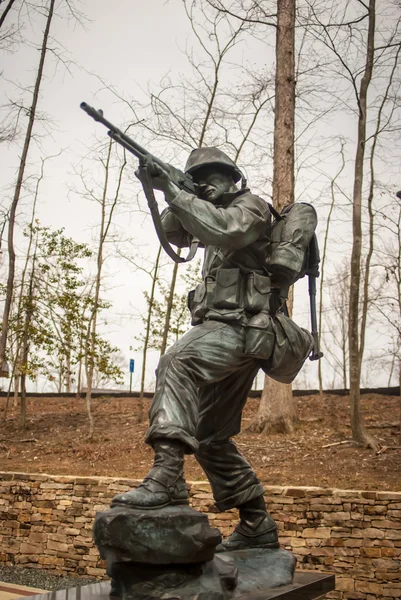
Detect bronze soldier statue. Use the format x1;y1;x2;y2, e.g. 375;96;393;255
112;147;315;552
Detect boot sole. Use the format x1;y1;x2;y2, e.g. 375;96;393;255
216;541;280;552
110;498;189;510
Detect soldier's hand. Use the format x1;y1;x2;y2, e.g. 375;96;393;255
135;162;171;192
135;161;180;202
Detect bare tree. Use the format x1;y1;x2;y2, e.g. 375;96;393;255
347;0;377;448
102;0;274;395
324;261;351;390
0;0;18;29
203;0;335;434
160;251;181;356
317;140;346;394
247;0;297;434
0;0;21;54
371;192;401;438
124;245;164;421
139;246;163;419
0;0;86;377
0;0;56;378
307;0;401;446
154;0;274;356
80;139;127;438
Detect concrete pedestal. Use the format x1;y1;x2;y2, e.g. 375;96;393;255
25;572;336;600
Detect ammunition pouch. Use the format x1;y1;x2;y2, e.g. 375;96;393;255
188;277;216;326
245;311;275;360
188;269;284;325
214;268;242;309
244;272;283;315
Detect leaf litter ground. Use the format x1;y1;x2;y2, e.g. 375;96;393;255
0;393;400;491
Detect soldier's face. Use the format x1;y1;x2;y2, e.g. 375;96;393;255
194;169;235;203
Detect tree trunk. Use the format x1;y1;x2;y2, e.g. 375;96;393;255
84;139;126;437
85;142;113;439
251;382;295;434
1;371;14;424
0;0;56;374
65;348;71;393
399;358;401;445
19;235;38;430
318;143;346;394
272;0;295;209
20;307;32;431
348;0;376;449
13;373;19;408
76;355;83;400
0;0;17;29
138;245;162;422
20;373;27;430
57;366;63;393
342;341;348;390
249;0;296;435
160;250;181;356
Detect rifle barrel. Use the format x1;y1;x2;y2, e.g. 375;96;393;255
80;101;198;195
308;274;323;360
80;102;161;167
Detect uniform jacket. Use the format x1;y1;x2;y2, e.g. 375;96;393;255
161;187;314;383
161;187;275;324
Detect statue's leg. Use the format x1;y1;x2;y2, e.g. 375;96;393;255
195;368;279;551
113;320;250;509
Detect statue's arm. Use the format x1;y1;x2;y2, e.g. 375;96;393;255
167;191;269;249
160;206;191;248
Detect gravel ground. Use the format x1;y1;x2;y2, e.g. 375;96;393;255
0;566;98;591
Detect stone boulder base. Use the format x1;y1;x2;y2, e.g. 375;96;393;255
94;505;222;564
107;548;296;600
94;505;297;599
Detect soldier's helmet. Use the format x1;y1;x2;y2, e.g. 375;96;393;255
184;147;242;183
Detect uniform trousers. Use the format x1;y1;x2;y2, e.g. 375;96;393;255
145;319;265;511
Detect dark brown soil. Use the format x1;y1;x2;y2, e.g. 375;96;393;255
0;393;400;491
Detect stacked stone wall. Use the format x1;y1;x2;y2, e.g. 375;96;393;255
0;472;400;599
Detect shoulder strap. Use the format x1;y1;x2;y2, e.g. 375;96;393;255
268;203;282;220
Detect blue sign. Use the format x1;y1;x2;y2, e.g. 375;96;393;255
129;359;135;373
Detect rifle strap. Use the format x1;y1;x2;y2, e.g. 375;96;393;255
268;203;282;221
139;163;199;264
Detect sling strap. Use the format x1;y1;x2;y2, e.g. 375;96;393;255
139;161;199;264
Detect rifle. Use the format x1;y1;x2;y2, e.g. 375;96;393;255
80;102;199;263
308;274;324;361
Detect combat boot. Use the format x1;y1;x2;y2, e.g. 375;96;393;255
111;440;189;510
216;496;279;552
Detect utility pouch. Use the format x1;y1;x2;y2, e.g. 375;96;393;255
267;203;318;284
245;311;275;360
188;278;215;325
258;313;314;383
214;268;242;309
244;272;281;315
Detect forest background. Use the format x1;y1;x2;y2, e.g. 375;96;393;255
0;0;400;417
